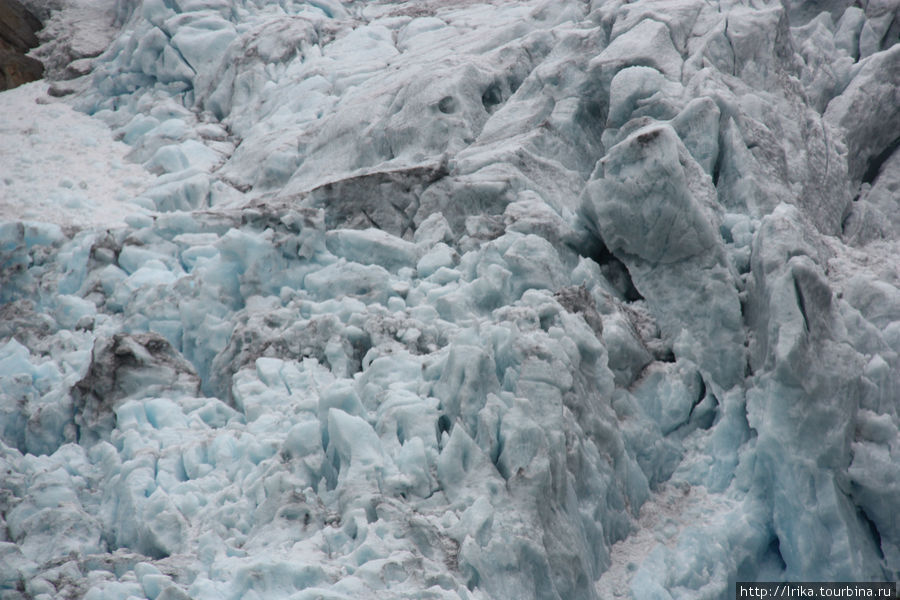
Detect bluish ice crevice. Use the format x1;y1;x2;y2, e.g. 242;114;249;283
2;0;900;598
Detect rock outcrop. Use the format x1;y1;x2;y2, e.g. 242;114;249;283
0;0;43;90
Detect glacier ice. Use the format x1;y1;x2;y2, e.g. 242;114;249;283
1;0;900;598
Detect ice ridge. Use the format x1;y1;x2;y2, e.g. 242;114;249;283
1;0;900;598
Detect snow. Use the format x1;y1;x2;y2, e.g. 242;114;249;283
1;0;900;598
0;81;155;228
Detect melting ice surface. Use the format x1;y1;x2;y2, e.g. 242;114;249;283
1;0;900;598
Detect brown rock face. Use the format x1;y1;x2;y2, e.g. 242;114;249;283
0;0;43;90
0;47;42;88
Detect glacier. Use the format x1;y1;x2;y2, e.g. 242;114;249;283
0;0;899;598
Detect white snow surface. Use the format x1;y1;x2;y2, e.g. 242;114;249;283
1;0;899;598
0;81;154;228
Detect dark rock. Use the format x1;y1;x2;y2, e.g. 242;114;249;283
0;0;41;53
554;284;604;337
0;0;43;90
288;163;449;238
0;47;42;89
209;307;364;403
0;299;55;348
72;333;201;444
47;80;76;96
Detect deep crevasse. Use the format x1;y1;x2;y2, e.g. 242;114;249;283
1;0;899;598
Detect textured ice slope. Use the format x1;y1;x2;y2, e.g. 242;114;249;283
1;0;900;598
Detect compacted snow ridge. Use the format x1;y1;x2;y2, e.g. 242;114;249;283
1;0;899;598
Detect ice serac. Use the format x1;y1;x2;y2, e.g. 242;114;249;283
824;44;900;183
745;205;880;580
581;124;744;392
1;0;900;598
